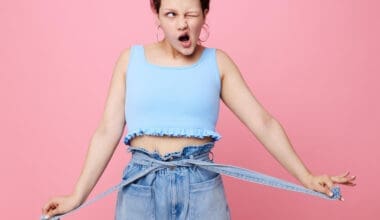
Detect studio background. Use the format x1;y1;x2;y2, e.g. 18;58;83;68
0;0;378;219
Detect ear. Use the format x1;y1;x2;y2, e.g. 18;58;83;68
149;0;154;10
153;14;160;27
150;6;157;14
203;9;209;18
150;0;159;15
151;6;160;26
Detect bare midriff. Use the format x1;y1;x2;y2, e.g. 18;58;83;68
129;135;214;156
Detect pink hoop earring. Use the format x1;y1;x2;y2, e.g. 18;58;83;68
198;23;210;44
156;25;164;42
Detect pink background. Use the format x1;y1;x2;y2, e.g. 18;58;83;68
1;0;378;219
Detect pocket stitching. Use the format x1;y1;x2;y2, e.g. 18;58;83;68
125;183;153;197
190;173;222;192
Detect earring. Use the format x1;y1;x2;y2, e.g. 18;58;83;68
198;23;210;43
156;25;164;42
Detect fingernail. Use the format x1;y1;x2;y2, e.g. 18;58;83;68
340;197;345;201
329;192;333;197
42;215;50;220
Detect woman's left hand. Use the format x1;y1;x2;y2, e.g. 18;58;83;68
300;171;356;200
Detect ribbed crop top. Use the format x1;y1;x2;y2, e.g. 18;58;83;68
123;44;222;145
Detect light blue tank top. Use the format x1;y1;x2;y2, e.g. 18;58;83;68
124;45;222;145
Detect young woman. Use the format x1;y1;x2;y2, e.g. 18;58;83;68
41;0;356;219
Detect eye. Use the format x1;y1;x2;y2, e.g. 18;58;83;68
187;14;199;17
166;12;176;17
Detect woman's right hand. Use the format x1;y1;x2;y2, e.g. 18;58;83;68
41;194;83;219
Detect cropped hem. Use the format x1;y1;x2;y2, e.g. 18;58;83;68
123;127;222;146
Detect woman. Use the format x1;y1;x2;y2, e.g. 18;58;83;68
41;0;356;219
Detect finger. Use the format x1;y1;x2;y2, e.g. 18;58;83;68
340;181;357;186
314;182;333;197
346;175;357;184
332;176;357;186
338;171;350;178
42;202;55;214
322;176;335;190
46;203;61;216
338;171;357;182
331;174;356;184
47;204;61;218
46;203;57;213
43;201;52;213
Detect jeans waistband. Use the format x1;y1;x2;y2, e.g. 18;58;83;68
127;141;215;161
130;150;212;167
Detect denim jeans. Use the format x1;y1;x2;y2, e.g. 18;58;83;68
41;141;341;220
115;142;231;220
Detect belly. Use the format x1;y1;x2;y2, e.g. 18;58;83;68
129;135;214;156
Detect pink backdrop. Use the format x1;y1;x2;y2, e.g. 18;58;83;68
1;0;378;219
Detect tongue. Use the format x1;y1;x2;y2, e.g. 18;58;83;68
181;39;191;48
179;35;191;48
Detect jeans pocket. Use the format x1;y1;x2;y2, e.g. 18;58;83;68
115;165;155;220
189;172;231;220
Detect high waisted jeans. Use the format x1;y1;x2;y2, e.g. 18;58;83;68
41;142;341;220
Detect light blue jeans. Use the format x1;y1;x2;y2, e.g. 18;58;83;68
115;142;231;220
41;141;341;220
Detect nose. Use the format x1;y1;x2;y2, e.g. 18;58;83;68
177;17;188;30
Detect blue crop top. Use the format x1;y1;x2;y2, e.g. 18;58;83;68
123;45;222;145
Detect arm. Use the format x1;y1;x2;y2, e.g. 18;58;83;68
42;47;131;217
72;47;131;202
216;49;355;197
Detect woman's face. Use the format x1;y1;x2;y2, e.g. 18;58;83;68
156;0;208;55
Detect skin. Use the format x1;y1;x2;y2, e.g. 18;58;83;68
42;0;356;218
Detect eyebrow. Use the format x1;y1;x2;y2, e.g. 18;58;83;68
161;8;174;11
161;8;200;13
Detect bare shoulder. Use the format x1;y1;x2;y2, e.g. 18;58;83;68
215;48;240;81
114;46;132;75
119;46;132;59
215;48;231;62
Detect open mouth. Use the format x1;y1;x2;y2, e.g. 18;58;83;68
178;33;190;42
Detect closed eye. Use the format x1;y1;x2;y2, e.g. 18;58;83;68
187;14;199;17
